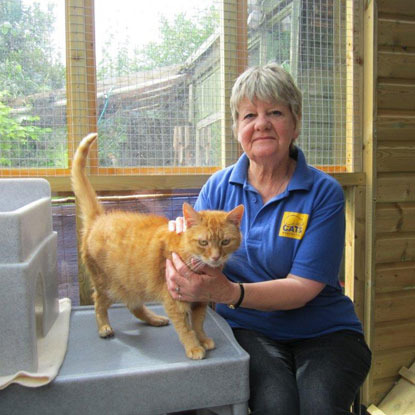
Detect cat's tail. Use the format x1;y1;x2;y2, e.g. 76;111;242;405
71;133;104;226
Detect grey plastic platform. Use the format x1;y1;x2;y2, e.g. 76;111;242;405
0;304;250;415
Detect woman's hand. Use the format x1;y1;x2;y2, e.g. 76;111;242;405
168;217;187;233
165;252;240;304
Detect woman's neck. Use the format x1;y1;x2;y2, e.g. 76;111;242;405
248;157;294;203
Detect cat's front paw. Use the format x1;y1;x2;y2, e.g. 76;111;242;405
149;315;170;326
186;345;206;360
200;337;215;350
99;325;114;338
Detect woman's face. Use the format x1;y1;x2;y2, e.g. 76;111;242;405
236;97;299;164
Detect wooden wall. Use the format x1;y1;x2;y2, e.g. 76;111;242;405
368;0;415;405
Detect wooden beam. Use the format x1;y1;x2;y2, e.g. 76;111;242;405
43;172;365;193
362;0;377;404
66;0;98;305
65;0;98;167
345;186;366;323
219;0;246;168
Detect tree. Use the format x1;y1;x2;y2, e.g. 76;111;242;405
0;0;64;167
97;5;219;79
0;97;51;167
136;6;219;70
0;0;65;99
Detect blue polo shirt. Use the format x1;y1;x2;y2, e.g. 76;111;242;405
194;147;363;340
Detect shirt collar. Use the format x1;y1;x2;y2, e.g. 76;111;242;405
229;153;249;185
229;147;314;191
289;146;314;191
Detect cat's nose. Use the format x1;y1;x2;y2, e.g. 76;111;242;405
211;254;221;262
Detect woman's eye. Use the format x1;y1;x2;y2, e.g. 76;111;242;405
221;239;230;246
243;113;255;119
271;110;282;116
198;240;208;246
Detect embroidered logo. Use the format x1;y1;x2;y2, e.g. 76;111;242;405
279;212;309;240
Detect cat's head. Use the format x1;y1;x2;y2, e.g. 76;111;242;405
182;203;244;269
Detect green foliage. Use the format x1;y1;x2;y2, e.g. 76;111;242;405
137;6;219;69
0;0;65;99
97;5;219;79
0;1;65;168
0;97;51;167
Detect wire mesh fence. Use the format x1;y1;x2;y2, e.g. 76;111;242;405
1;0;357;304
1;0;360;178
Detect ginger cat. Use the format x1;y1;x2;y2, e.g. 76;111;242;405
71;133;244;360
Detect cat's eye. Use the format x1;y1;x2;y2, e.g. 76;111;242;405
221;239;230;246
198;239;208;246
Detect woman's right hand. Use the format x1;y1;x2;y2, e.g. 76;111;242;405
168;217;187;233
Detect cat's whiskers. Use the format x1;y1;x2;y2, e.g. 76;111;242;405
185;256;205;274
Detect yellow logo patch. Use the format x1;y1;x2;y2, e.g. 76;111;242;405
279;212;309;240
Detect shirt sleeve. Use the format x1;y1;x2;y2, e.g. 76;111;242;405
289;181;345;287
194;175;222;211
194;184;210;211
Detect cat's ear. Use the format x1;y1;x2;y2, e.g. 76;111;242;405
182;202;201;228
227;204;244;226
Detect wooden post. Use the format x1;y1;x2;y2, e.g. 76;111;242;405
362;0;377;404
219;0;247;169
66;0;98;305
345;185;366;322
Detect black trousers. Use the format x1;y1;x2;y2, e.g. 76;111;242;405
233;328;372;415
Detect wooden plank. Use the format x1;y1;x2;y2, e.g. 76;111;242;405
378;19;415;49
399;366;415;385
378;109;415;119
375;291;415;323
331;172;365;186
46;174;210;193
371;378;397;409
377;83;415;111
377;173;415;203
0;168;69;178
372;347;415;379
343;0;364;172
378;0;415;17
376;233;415;264
65;0;98;168
377;146;415;173
374;320;415;352
377;117;415;142
362;0;377;404
375;361;415;415
345;186;366;322
367;405;387;415
44;173;365;193
66;0;98;306
376;262;415;293
376;203;415;233
219;0;245;168
378;50;415;80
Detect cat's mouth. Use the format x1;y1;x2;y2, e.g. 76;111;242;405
203;257;227;268
191;256;226;270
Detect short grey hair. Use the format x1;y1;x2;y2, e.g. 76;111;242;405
230;63;302;134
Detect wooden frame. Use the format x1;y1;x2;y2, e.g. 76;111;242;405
362;0;377;404
3;1;369;344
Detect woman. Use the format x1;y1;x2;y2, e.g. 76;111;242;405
166;63;371;414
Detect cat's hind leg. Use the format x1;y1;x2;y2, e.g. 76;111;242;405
128;304;169;327
93;290;114;338
191;303;215;351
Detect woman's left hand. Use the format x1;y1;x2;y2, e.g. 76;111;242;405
165;252;239;304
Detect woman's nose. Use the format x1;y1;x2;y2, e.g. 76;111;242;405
255;113;271;130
